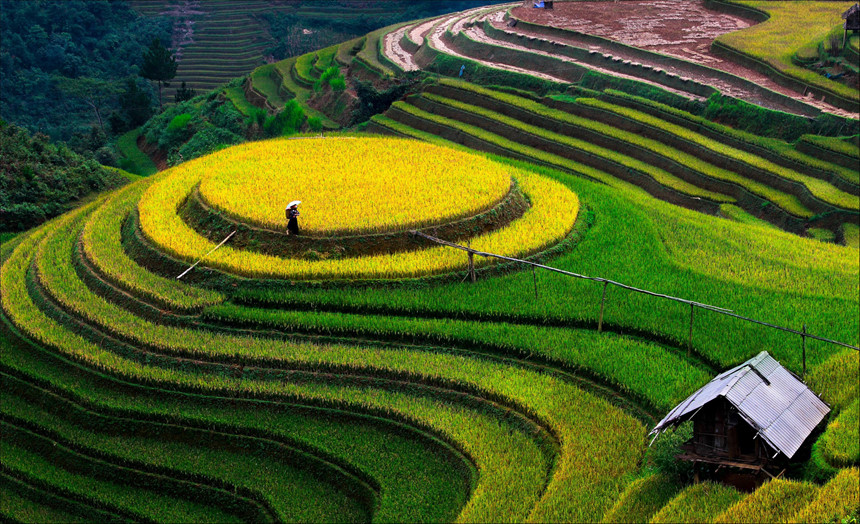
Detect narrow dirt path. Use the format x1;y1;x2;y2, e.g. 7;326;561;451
463;9;708;100
383;24;420;71
425;8;585;84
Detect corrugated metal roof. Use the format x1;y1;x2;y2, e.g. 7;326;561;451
650;351;830;459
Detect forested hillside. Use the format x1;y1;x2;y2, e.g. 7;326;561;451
0;0;171;141
0;122;131;233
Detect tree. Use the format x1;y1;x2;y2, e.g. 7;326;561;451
110;77;153;133
174;81;196;103
140;38;177;111
55;76;121;133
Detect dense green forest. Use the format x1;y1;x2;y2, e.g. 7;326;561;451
0;122;130;232
0;0;171;142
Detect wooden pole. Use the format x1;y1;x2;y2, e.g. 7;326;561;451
598;281;608;333
688;303;695;356
532;266;538;299
177;230;236;279
468;251;475;283
802;324;807;379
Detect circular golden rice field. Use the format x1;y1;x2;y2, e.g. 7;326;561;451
196;137;512;234
138;136;579;280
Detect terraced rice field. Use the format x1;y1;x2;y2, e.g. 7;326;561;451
241;0;858;237
378;0;858;117
5;1;860;522
3;128;857;521
369;78;859;237
128;0;294;97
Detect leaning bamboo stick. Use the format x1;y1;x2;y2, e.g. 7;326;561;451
176;230;236;279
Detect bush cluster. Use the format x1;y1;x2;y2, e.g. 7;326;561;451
0;122;127;232
314;66;347;93
140;98;246;166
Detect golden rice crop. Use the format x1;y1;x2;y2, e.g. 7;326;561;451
196;136;512;234
717;1;859;101
651;481;743;524
138;137;578;280
715;479;818;523
789;467;859;523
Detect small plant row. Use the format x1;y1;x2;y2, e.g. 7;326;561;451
416;80;858;232
597;90;859;191
1;371;377;522
235;142;859;375
0;322;473;524
6;207;644;520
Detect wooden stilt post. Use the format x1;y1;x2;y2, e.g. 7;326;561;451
532;266;538;299
468;251;475;283
802;324;807;379
598;281;608;333
688;303;695;356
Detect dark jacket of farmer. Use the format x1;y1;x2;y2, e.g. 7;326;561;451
286;206;300;235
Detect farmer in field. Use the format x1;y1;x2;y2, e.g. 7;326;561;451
285;201;301;235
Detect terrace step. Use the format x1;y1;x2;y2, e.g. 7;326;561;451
0;326;473;524
392;88;847;233
383;99;728;217
1;370;375;523
599;91;860;194
1;421;241;522
385;79;856;234
0;468;131;523
490;8;827;118
556;98;860;213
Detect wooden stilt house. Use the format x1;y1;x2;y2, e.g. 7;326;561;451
649;351;830;478
844;4;860;48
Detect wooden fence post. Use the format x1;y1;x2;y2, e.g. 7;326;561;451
598;281;608;333
532;266;538;299
688;303;695;356
802;324;807;379
468;251;476;283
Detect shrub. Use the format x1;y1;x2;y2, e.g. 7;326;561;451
647;421;695;483
330;76;346;91
94;146;119;167
0;123;126;232
307;117;323;132
314;66;347;93
167;113;193;132
176;127;242;163
264;100;305;137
